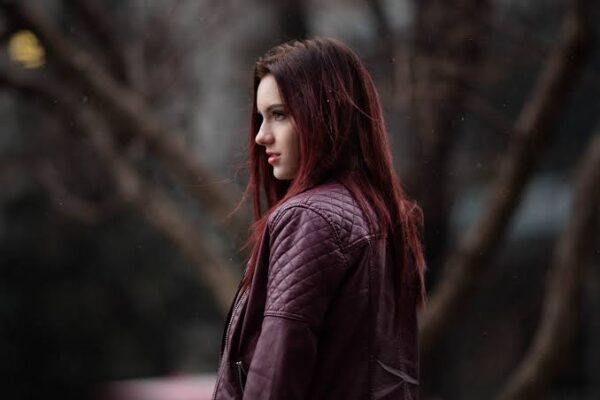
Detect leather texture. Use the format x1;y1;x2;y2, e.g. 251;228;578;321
212;180;420;399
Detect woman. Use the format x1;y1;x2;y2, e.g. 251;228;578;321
212;37;427;400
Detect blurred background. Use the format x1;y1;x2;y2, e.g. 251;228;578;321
0;0;599;399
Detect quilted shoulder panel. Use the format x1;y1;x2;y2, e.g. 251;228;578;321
269;181;372;248
264;204;348;328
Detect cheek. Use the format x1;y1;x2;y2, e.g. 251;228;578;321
280;125;298;154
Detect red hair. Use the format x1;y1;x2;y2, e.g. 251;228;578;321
238;37;427;308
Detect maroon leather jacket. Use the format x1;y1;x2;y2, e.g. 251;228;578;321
212;181;420;399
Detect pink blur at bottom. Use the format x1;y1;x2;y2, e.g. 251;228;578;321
99;374;216;400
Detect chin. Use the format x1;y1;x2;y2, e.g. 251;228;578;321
274;173;290;180
273;168;293;181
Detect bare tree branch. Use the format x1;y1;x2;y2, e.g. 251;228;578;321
35;161;104;224
407;0;493;293
0;1;250;243
366;0;395;60
63;0;130;84
86;112;241;315
365;0;407;110
0;153;35;180
465;90;515;137
0;150;114;222
495;124;600;400
0;66;240;314
419;0;592;360
484;11;600;96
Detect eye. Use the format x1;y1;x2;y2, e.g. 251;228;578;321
272;110;286;121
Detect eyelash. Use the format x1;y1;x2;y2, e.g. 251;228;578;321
257;110;286;121
272;111;285;120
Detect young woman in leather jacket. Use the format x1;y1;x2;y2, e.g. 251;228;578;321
212;37;427;400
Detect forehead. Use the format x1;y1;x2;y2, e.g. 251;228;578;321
256;74;283;111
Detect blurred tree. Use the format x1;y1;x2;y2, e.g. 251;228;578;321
412;0;594;398
1;0;247;313
497;121;600;399
419;0;592;358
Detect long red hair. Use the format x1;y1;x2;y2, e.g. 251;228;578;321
238;37;427;308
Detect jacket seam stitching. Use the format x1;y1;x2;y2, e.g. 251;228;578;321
263;310;312;325
342;233;384;251
270;203;344;249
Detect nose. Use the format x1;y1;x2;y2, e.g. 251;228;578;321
255;121;274;146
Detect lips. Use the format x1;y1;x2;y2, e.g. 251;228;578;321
267;153;281;164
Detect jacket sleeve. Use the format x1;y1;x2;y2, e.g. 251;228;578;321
243;205;348;399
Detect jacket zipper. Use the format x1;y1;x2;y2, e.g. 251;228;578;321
212;288;246;400
223;288;246;359
235;360;247;392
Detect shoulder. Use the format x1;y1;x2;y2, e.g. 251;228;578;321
267;181;372;247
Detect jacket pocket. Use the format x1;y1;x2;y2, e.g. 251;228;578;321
235;360;247;392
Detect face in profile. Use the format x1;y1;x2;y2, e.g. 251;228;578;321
255;74;300;181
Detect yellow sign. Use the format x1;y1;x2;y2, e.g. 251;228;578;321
8;30;46;69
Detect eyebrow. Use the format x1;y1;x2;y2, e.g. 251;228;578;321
257;103;285;115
